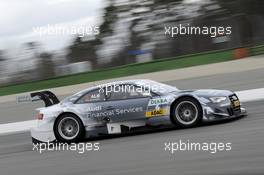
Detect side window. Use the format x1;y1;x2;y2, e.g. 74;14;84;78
106;84;152;101
76;89;105;103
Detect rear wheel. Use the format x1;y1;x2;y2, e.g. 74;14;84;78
171;97;202;127
54;114;84;143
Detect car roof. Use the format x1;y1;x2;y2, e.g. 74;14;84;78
82;79;154;92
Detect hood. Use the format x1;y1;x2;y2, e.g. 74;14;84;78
173;89;234;97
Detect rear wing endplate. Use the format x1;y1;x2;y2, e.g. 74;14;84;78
17;91;60;107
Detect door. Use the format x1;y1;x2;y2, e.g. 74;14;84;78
74;88;107;124
103;84;151;122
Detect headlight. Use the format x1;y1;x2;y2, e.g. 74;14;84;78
209;96;227;103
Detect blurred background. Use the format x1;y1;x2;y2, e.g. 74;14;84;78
0;0;263;86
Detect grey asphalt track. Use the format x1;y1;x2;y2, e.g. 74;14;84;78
1;67;264;124
0;100;263;175
0;67;264;175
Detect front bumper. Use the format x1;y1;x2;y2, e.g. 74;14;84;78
203;106;247;122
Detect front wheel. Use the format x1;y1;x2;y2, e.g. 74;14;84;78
54;114;85;143
171;97;202;128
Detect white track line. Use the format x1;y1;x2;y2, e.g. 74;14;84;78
236;88;264;102
0;120;37;135
0;88;263;135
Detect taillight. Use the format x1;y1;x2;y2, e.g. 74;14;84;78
37;113;44;120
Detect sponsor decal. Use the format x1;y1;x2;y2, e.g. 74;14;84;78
86;106;102;112
86;107;143;118
232;100;240;107
115;107;143;115
149;98;168;105
16;95;32;103
91;94;100;99
146;108;168;117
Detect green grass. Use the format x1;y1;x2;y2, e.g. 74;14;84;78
0;49;234;96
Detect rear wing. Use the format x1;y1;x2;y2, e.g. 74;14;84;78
17;91;60;107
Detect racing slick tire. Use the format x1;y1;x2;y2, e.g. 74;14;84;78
54;113;85;143
171;97;202;128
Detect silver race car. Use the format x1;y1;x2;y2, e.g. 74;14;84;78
30;79;246;143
